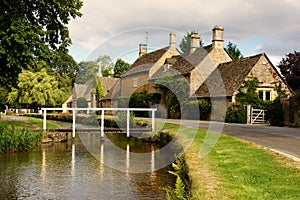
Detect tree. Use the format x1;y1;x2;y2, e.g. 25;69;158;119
96;55;114;77
225;42;243;60
114;58;130;78
50;50;79;84
155;74;190;118
75;61;98;84
7;69;59;109
0;0;83;88
179;31;203;54
277;51;300;91
95;75;104;101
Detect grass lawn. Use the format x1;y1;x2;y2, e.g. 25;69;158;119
160;123;300;199
27;117;61;130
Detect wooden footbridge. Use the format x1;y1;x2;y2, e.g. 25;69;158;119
41;108;157;138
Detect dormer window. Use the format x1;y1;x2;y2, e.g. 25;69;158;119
258;90;271;101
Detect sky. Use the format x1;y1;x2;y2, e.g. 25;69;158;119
67;0;300;66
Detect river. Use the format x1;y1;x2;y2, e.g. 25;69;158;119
0;133;175;199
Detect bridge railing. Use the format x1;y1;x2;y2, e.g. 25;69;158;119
41;107;157;138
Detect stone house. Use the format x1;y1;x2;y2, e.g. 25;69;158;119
62;77;119;112
195;53;294;105
100;25;294;121
119;26;232;99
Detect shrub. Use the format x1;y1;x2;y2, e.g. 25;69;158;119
182;99;211;120
225;106;247;123
265;98;284;126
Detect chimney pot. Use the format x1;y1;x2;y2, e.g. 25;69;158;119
212;25;224;49
139;43;147;57
190;32;200;54
169;32;176;49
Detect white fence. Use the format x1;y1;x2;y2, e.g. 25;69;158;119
41;108;157;138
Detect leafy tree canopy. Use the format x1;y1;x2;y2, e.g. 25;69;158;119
277;51;300;91
7;69;60;108
225;42;243;60
75;55;114;83
0;0;83;88
114;58;130;78
179;31;203;54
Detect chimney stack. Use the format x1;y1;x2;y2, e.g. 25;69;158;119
190;32;200;54
139;43;147;57
212;25;224;49
169;32;176;49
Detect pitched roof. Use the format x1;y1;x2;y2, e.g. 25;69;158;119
151;48;211;80
195;54;263;97
101;79;121;100
99;77;119;96
121;47;168;77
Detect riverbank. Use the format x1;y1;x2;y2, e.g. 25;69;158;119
160;123;300;199
0;120;43;153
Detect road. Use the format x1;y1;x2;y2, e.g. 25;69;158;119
161;119;300;161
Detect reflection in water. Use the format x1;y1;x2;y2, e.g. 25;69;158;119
41;149;46;182
0;133;175;199
126;144;130;175
71;143;75;177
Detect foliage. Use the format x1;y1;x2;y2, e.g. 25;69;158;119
96;55;114;77
179;31;203;54
50;50;79;84
75;61;98;83
0;0;83;88
163;156;190;200
236;78;265;108
7;69;59;108
0;86;9;110
95;75;104;100
0;121;42;153
77;97;88;108
277;51;300;91
75;55;115;83
225;105;247;123
182;99;211;120
225;42;243;60
114;58;130;78
265;98;284;126
155;74;190;118
129;91;157;117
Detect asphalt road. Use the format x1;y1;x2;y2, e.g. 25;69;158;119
161;119;300;160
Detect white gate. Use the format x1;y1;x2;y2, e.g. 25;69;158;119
251;108;266;124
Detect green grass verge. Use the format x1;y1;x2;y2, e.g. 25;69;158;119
160;123;300;199
27;117;61;130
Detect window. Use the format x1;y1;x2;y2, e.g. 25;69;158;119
265;91;271;101
258;90;271;101
132;78;138;88
259;91;264;100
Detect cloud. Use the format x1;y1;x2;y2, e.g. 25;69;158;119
68;0;300;63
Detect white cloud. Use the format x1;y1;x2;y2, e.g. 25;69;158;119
68;0;300;62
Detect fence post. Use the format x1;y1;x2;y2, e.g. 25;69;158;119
152;109;155;132
72;108;76;138
43;109;47;131
127;109;130;137
246;105;251;124
101;109;104;138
